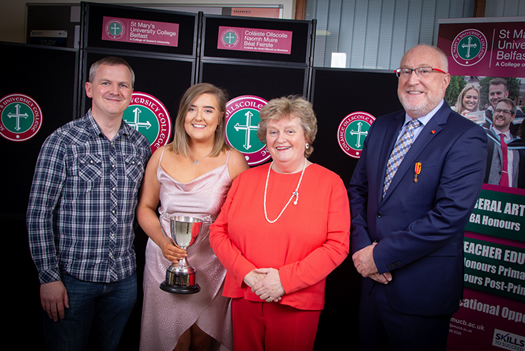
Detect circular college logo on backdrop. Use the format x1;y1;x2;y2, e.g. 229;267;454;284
105;19;125;40
337;111;375;158
221;28;240;48
451;29;487;66
123;92;172;152
0;93;42;142
225;95;268;166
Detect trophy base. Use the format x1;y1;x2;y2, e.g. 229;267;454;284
160;282;201;294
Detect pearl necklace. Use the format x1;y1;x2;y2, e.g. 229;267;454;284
264;158;307;224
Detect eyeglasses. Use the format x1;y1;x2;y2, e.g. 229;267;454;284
494;108;513;115
395;66;447;78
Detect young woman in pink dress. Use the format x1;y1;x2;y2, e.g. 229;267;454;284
137;83;248;351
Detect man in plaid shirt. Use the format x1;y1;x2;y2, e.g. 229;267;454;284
27;56;151;351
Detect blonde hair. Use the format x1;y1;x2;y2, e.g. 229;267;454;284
455;84;480;115
257;95;317;158
166;83;229;158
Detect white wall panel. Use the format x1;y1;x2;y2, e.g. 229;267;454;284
306;0;477;69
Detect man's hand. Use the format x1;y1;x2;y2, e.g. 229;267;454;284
368;272;393;284
352;243;392;284
40;281;69;321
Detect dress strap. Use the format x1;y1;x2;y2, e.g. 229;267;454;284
225;148;232;166
157;146;167;171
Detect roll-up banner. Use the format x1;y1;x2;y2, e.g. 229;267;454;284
438;17;525;351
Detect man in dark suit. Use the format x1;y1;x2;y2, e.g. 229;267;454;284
348;44;487;350
484;98;525;188
484;77;524;135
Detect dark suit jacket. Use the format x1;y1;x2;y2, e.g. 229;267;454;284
348;101;487;316
483;128;525;188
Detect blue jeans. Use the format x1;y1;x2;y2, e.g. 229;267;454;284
43;272;137;351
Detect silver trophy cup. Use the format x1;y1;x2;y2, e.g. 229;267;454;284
159;214;209;294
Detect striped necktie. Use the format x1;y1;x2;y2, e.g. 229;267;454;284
383;119;422;197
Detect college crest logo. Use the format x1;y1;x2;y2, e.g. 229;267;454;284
220;28;240;48
0;93;42;142
123;92;172;152
225;95;269;166
337;111;375;158
451;29;487;66
105;18;125;40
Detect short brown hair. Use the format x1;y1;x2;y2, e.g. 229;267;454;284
257;95;317;158
490;77;508;90
89;56;135;88
495;98;517;116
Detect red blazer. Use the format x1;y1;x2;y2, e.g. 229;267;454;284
210;163;350;311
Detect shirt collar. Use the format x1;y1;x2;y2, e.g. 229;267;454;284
491;126;511;139
403;99;444;127
85;109;128;139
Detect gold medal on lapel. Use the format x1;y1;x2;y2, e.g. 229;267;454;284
414;162;422;183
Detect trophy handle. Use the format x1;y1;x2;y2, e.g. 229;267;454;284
159;213;174;245
196;215;212;241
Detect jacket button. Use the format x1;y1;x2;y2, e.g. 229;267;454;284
377;212;383;218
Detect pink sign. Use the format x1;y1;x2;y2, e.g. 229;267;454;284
448;288;525;351
438;18;525;77
217;26;293;55
102;16;179;47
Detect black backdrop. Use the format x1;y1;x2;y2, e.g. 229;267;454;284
200;61;309;103
83;2;198;56
310;68;403;348
80;2;200;118
3;2;406;349
81;52;195;121
309;68;403;185
201;14;312;64
1;42;78;348
199;13;313;109
80;4;201;349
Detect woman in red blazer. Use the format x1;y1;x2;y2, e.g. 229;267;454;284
210;96;350;351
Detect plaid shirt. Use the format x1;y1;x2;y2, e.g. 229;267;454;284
27;111;151;284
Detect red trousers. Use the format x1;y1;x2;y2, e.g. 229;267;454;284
231;298;321;351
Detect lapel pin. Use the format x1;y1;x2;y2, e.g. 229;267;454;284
431;130;436;134
414;162;422;183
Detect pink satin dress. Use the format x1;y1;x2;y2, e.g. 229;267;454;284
139;149;233;351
